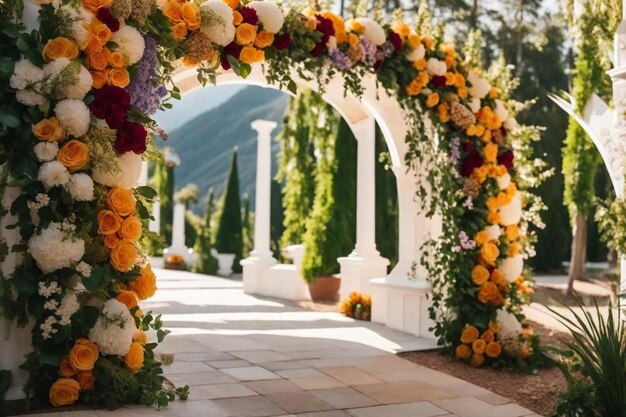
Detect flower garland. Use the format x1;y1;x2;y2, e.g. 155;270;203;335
0;0;543;409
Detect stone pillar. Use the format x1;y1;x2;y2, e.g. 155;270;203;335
242;120;278;294
170;203;186;251
149;201;160;234
338;116;389;300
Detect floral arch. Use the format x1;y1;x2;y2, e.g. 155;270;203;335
0;0;541;409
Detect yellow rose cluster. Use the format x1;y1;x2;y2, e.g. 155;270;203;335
50;338;99;406
32;117;91;172
456;323;502;367
162;0;201;40
339;291;372;321
98;188;140;273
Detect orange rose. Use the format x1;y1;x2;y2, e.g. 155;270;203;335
481;330;495;343
506;225;520;241
76;371;95;391
43;37;79;61
414;58;427;70
224;0;240;8
107;67;130;88
133;330;148;345
70;338;99;371
181;2;201;30
407;33;421;48
85;34;103;54
163;1;183;23
236;23;257;45
110;240;138;272
460;325;479;344
520;345;530;359
485;341;502;358
239;46;257;64
171;22;188;40
455;344;471;360
406;80;421;96
233;10;243;25
480;241;500;265
82;0;113;12
254;30;274;48
474;231;488;246
487;212;500;225
472;339;486;354
120;216;142;241
470;353;484;367
32;117;65;142
98;210;122;236
124;342;145;373
508;242;521;257
391;21;410;39
57;140;90;172
486;197;499;212
425;93;439;108
471;265;490;286
438;102;450;123
104;233;119;250
491;269;505;286
116;289;139;309
91;19;112;45
254;48;265;62
107;188;136;216
87;47;110;70
109;51;126;68
478;282;499;304
49;378;80;407
58;357;76;378
454;73;465;88
488;320;501;333
422;36;434;49
91;70;107;89
444;72;456;86
130;263;157;300
484;142;498;163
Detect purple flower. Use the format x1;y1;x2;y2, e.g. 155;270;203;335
126;36;165;115
359;37;377;66
328;48;351;70
458;231;476;250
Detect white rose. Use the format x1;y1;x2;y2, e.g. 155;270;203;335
68;173;95;201
500;255;524;283
497;172;511;190
494;99;509;122
504;117;519;131
352;18;386;46
34;142;59;161
405;44;425;62
426;58;447;77
496;309;522;339
484;225;501;241
327;36;337;49
92;151;143;188
111;25;145;65
468;71;491;99
499;191;522;226
247;1;284;33
38;160;70;189
468;98;481;114
54;99;90;137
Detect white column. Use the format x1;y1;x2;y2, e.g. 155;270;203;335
138;161;149;186
149;201;160;234
170;203;186;251
249;119;277;261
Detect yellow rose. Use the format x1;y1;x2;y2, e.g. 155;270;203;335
254;30;274;48
163;1;183;23
391;21;410;39
347;19;364;33
422;36;434;49
454;73;466;88
87;47;110;70
171;22;188;40
405;80;421;96
236;23;257;45
478;282;499;304
444;72;456;86
233;10;243;26
506;225;520;241
85;34;103;54
57;140;90;172
58;357;76;378
407;33;421;48
508;242;521;256
108;51;126;68
70;338;99;371
455;344;471;360
116;289;139;310
480;241;500;265
485;341;502;358
107;67;130;88
104;232;120;250
91;70;107;89
474;231;488;246
124;342;145;373
470;353;484;367
425;93;439;108
457;86;468;99
91;19;112;45
181;2;201;30
98;210;122;236
239;46;257;64
489;87;500;99
487;212;500;225
472;339;486;354
471;265;490;286
438;102;450;123
129;263;157;300
49;378;81;407
484;142;498;163
413;58;426;71
76;371;95;391
82;0;112;12
460;325;479;344
224;0;240;9
254;48;265;62
110;240;138;272
107;188;136;217
32;117;64;142
120;216;142;241
491;269;505;286
133;330;148;345
43;37;79;62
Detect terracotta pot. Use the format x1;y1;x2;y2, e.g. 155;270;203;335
308;276;340;302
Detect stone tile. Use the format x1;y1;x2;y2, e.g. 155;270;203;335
276;368;325;379
231;350;291;363
290;375;345;390
309;387;378;409
213;396;287;417
173;351;235;362
188;383;257;400
353;381;455;404
294;412;351;417
433;397;533;417
221;366;281;381
476;393;512;405
265;392;334;414
318;367;381;386
166;370;238;387
347;401;449;417
208;359;253;369
244;379;304;394
164;360;215;375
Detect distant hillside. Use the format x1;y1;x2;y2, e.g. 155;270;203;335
162;86;289;213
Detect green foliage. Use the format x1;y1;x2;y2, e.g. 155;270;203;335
596;196;626;255
214;148;243;272
547;299;626;417
155;159;175;246
193;188;218;275
375;129;398;270
269;180;283;259
241;193;253;258
184;211;199;249
302;118;357;281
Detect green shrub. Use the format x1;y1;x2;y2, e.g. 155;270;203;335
215;148;244;272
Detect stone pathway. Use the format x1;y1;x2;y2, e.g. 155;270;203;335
26;269;538;417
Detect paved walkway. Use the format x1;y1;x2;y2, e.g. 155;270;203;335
27;269;538;417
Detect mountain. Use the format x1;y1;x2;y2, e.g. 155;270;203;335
160;86;289;213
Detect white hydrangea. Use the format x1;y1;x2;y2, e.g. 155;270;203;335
468;71;491;99
496;309;522;340
352;17;386;46
497;172;511;190
199;0;236;47
40;316;59;340
111;26;145;65
58;291;80;326
405;44;425;62
57;64;93;100
44;299;59;311
54;99;90;137
499;191;522;226
34;141;59;161
494;99;509;122
88;299;136;356
247;1;284;33
426;57;446;77
76;261;92;278
468;97;481;114
92;151;143;189
68;173;95;201
16;89;46;106
38;160;70;189
484;224;501;241
43;57;71;86
500;254;524;283
10;58;45;90
28;223;85;274
38;281;62;297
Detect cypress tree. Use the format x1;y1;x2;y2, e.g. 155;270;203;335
302;117;357;281
270;179;284;259
215;148;244;272
193;188;218;274
155;160;175;246
241;193;253;258
374;127;398;269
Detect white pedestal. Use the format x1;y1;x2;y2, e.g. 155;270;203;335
369;277;436;339
241;257;277;294
217;253;236;276
338;255;389;301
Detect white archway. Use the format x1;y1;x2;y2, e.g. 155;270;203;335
172;64;439;337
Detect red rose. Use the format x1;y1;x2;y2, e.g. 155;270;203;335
114;121;147;154
432;75;446;88
388;30;402;52
461;151;483;177
221;42;242;70
96;8;120;32
89;85;130;129
240;7;259;25
274;34;291;50
497;150;514;170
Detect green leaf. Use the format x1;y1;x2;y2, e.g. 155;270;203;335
0;105;20;128
0;57;15;80
10;154;38;184
0;370;11;400
83;265;110;291
136;186;158;199
39;347;63;366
